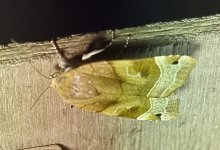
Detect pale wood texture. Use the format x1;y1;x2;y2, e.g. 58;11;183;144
1;15;220;150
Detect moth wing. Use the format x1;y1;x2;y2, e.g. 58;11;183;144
137;96;179;121
101;96;151;119
147;56;196;97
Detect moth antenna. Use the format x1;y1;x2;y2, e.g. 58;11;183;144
30;63;52;80
30;63;55;110
30;86;51;111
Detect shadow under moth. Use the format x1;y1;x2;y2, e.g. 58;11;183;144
51;55;196;121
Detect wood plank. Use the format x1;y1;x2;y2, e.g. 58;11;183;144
17;145;62;150
1;15;220;150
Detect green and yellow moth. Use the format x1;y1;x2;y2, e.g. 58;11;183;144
51;55;196;121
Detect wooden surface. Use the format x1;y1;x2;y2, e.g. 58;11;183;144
1;15;220;150
17;145;62;150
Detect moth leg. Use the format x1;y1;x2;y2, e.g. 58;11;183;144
100;30;115;50
123;33;130;48
51;38;65;58
113;34;131;59
51;38;75;71
137;97;180;121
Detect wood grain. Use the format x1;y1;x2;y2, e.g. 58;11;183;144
17;144;62;150
1;15;220;150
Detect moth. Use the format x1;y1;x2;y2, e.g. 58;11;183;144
51;55;196;121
